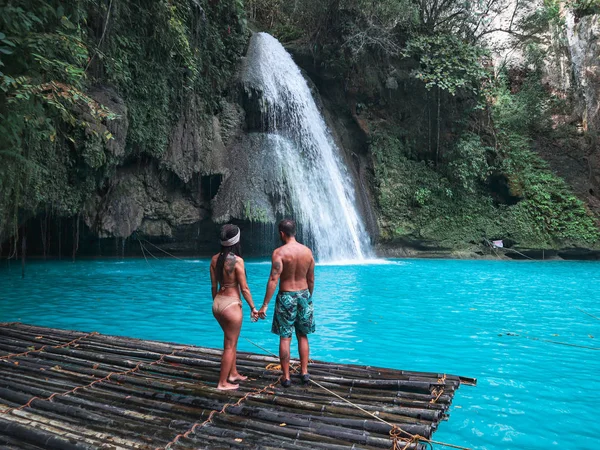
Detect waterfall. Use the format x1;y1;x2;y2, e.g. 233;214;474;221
240;32;373;262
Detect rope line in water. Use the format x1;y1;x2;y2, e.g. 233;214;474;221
483;238;535;260
517;334;599;351
0;331;99;361
137;238;201;276
392;310;597;353
576;307;600;322
140;239;187;261
504;248;535;260
0;345;191;415
138;239;157;272
243;338;472;450
140;239;159;260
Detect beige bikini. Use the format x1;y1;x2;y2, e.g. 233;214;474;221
212;281;242;315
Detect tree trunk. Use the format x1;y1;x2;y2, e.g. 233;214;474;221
428;91;432;161
436;86;441;167
21;231;26;279
41;209;48;259
58;217;62;260
72;214;80;261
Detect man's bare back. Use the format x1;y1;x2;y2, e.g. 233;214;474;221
275;241;314;292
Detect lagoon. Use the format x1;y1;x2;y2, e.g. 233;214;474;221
1;258;599;449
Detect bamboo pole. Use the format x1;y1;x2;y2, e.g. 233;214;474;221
0;417;96;450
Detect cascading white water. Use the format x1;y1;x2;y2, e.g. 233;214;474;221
241;32;373;262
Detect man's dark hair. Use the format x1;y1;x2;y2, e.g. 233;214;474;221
278;219;296;237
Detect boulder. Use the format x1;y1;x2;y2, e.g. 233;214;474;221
84;165;207;239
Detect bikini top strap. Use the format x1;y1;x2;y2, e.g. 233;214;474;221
220;281;239;290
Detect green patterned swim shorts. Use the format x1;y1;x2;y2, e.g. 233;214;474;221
271;289;315;338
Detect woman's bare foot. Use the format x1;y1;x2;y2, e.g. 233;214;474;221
228;374;248;382
217;382;239;390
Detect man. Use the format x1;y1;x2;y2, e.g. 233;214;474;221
257;219;315;387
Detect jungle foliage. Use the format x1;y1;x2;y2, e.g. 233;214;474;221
0;0;247;248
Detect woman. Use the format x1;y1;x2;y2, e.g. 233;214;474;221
210;224;258;390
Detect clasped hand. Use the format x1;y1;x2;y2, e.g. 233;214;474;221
249;305;268;322
257;305;268;320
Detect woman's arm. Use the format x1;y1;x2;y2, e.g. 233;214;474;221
236;258;258;319
209;258;218;299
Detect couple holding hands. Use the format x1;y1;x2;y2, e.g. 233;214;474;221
210;219;315;390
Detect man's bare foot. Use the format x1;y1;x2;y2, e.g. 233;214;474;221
217;382;239;390
228;374;248;382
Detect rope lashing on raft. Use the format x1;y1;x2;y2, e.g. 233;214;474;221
430;375;446;404
162;350;311;448
390;425;432;450
0;330;99;360
0;345;191;415
308;376;470;450
161;378;281;449
244;338;472;450
430;387;444;404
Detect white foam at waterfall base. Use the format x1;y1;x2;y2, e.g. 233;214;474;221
242;32;373;262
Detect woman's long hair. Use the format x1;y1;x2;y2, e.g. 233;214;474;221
216;224;242;285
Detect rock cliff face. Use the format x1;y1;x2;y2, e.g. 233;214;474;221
73;62;254;253
79;103;238;254
84;164;209;239
566;13;600;133
541;12;600;217
479;4;599;215
566;13;600;215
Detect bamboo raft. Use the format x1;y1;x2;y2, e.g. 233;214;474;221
0;323;476;450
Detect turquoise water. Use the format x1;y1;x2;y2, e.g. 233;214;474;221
1;258;599;449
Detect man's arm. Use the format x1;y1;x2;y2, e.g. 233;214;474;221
258;252;283;319
307;256;315;297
